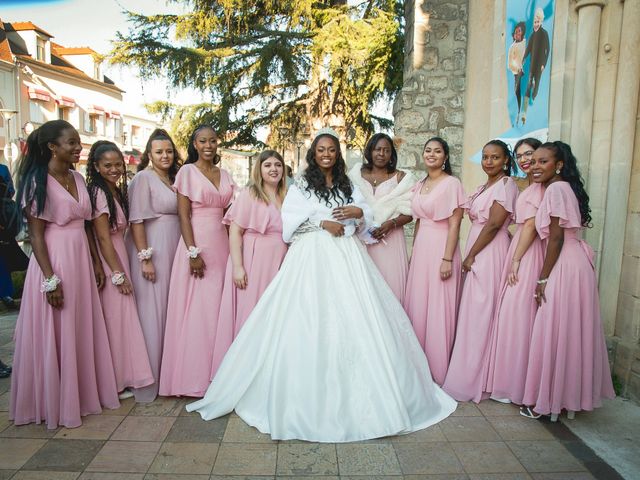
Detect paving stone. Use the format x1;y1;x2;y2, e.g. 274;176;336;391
0;471;15;480
209;476;274;480
22;439;103;472
222;417;275;444
11;471;80;479
129;397;186;417
339;476;401;480
86;440;161;473
477;402;521;417
0;438;46;470
403;475;469;480
0;377;9;395
78;474;145;480
276;443;338;476
451;442;526;474
440;417;501;442
507;441;586;473
0;412;11;432
0;392;10;412
336;443;401;476
101;398;136;417
148;441;217;474
54;415;125;440
389;424;447;443
111;416;175;442
451;402;483;417
486;417;555;442
212;443;277;476
165;415;227;443
530;473;595;479
145;474;210;479
0;422;60;439
467;474;532;479
394;442;464;475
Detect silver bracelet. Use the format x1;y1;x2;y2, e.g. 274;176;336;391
111;271;126;286
536;278;548;285
137;247;153;262
40;274;61;293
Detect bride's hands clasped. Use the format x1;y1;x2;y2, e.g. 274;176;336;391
332;206;363;221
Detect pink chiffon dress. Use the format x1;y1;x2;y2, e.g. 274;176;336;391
523;181;615;415
10;171;119;429
210;188;288;378
125;170;181;403
159;164;235;397
486;183;545;404
361;175;409;300
403;175;466;385
93;189;154;392
442;176;519;402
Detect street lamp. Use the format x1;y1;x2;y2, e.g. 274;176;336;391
0;109;19;173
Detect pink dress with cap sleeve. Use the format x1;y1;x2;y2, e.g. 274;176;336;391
10;171;119;429
486;182;545;404
523;181;614;415
124;170;181;403
403;175;466;385
442;176;519;402
93;189;154;392
159;164;236;397
209;188;288;378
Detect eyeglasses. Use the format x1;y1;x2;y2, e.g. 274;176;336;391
515;150;535;160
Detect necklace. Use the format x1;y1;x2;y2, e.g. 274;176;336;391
370;171;391;187
152;168;173;189
50;170;71;191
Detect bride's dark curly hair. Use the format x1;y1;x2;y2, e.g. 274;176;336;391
303;134;353;206
540;141;592;227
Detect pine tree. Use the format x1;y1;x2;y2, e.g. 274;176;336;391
110;0;403;148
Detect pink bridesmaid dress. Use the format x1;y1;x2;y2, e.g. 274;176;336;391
125;170;181;403
210;188;288;378
159;164;235;397
10;171;119;429
442;176;519;402
523;181;614;415
361;176;410;300
486;182;545;404
403;175;466;385
93;189;154;392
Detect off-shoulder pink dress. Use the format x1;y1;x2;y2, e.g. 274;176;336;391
523;181;614;415
442;176;519;402
403;175;466;385
10;171;119;429
159;164;235;397
125;170;181;403
210;188;288;378
93;189;154;392
486;183;545;404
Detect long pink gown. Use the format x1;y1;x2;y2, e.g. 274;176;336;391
442;176;519;402
125;170;181;403
93;189;154;392
361;176;409;300
159;164;235;397
486;183;545;404
523;181;615;415
210;188;288;378
403;175;466;385
10;171;119;429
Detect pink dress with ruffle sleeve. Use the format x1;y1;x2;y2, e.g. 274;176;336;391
159;164;236;397
10;171;119;429
523;181;614;415
403;175;466;385
442;176;519;402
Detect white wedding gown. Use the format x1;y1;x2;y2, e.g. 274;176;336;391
187;180;457;442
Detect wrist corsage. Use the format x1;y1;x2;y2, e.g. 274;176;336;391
186;246;202;259
111;271;126;286
137;247;153;262
40;274;61;293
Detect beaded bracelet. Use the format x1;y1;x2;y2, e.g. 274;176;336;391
40;274;61;293
137;247;153;262
186;246;202;259
111;271;126;286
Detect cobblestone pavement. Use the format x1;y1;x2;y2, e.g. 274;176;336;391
0;311;625;480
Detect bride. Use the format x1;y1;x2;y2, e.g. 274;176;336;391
187;128;456;442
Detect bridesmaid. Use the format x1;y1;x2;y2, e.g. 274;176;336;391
403;137;465;385
11;120;119;428
522;141;614;420
159;125;236;397
442;139;518;402
348;133;414;300
486;138;544;404
125;129;182;403
210;150;288;377
87;141;154;399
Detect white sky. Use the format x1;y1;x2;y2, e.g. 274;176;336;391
2;0;207;117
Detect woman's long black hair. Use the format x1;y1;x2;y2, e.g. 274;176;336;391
15;120;75;223
363;133;398;173
484;139;514;176
137;128;182;182
185;125;221;165
303;134;353;206
424;136;453;175
540;141;592;227
86;141;129;229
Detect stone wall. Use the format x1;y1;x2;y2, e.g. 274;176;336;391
393;0;469;176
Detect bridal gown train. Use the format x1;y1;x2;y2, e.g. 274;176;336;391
187;180;457;443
